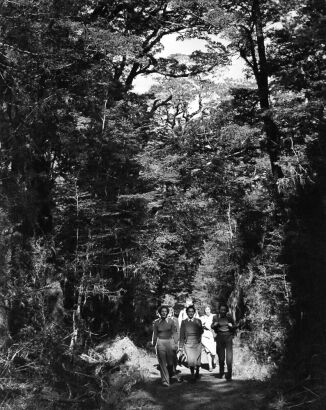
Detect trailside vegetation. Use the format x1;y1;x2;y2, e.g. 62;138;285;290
0;0;325;408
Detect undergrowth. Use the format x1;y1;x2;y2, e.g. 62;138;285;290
0;329;153;410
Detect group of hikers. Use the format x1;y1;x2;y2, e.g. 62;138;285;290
151;298;236;386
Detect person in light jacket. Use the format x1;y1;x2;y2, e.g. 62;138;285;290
179;305;203;382
200;305;216;371
178;298;199;327
152;305;178;387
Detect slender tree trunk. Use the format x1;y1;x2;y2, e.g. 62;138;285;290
70;179;81;350
252;0;283;179
227;202;234;241
0;299;10;349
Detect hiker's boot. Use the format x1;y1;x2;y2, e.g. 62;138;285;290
225;367;232;381
195;366;201;379
190;367;196;383
167;365;173;380
216;362;225;378
176;373;183;383
208;356;213;372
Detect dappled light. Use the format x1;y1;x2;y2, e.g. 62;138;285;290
0;0;325;409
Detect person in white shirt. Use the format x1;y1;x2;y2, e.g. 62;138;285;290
178;298;199;327
200;306;216;371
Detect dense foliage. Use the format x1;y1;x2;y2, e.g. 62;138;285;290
0;0;325;407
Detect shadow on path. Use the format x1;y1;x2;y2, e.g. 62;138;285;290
124;366;270;410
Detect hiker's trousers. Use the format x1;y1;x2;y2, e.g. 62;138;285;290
156;339;174;384
216;332;233;372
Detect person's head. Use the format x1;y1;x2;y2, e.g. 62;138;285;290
185;298;193;308
204;306;211;316
219;303;228;317
186;305;196;319
168;307;174;317
157;305;169;319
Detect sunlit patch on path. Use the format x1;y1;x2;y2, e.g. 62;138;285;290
124;357;269;410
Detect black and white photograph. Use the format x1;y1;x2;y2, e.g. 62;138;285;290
0;0;325;409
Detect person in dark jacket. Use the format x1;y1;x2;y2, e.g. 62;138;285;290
152;305;178;387
211;303;235;380
179;305;203;382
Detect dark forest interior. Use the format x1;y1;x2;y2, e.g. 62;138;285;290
0;0;325;409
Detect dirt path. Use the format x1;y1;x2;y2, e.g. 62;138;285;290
124;359;270;410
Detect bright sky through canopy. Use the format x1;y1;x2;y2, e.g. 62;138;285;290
133;33;246;93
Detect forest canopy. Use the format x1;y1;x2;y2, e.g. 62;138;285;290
0;0;325;408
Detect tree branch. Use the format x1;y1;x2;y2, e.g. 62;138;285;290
145;62;218;78
0;42;40;57
149;95;173;115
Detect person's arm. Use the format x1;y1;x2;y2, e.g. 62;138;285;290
201;317;209;330
152;321;158;346
175;318;180;337
172;318;179;345
197;318;204;335
179;320;185;349
211;314;219;331
178;309;183;327
227;313;236;332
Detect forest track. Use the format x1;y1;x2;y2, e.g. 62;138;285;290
124;358;269;410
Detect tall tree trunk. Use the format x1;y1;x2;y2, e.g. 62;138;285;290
252;0;283;179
